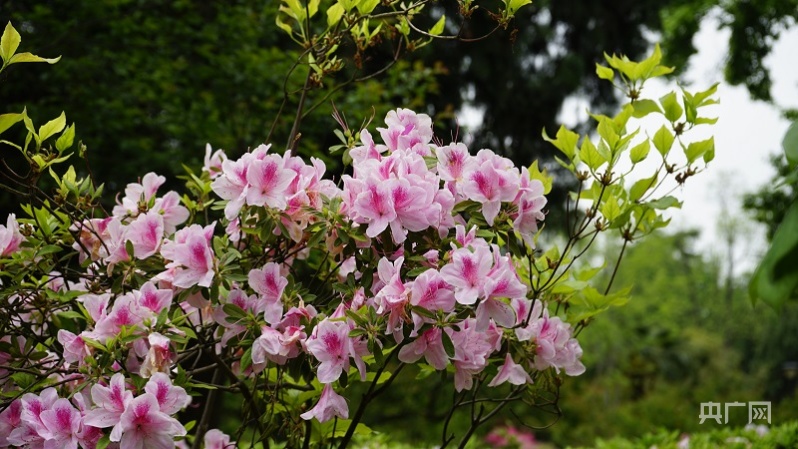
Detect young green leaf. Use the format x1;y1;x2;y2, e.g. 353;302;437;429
652;125;674;156
39;112;67;142
596;64;614;81
0;22;21;63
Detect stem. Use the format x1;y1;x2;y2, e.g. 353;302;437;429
191;368;221;449
336;349;404;449
286;63;313;152
604;237;629;295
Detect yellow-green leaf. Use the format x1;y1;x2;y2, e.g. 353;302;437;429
631;99;662;118
528;160;553;195
596;64;614;81
652;125;674;156
0;111;23;135
39;111;66;142
660;91;683;122
601;195;621;221
55;123;76;153
8;52;61;65
629;140;650;164
579;137;605;170
327;3;345;27
429;15;446;36
1;22;21;63
629;173;657;202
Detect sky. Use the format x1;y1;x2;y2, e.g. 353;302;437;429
651;15;798;266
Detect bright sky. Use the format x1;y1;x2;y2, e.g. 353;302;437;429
652;15;798;266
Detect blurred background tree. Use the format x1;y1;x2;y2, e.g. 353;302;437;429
5;0;795;218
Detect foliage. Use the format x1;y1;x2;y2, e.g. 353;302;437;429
0;16;719;449
575;421;798;449
659;0;798;102
748;118;798;308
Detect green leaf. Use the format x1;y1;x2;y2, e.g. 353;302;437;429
528;160;553;194
441;328;455;358
1;22;21;63
542;125;579;161
629;174;657;202
96;434;111;449
782;120;798;167
684;137;714;164
660;92;683;122
596;64;614;81
600;194;621;221
429;15;446;36
647;195;681;210
326;3;345;27
750;199;798;308
579;137;605;170
55;124;76;153
631;99;662;118
652;125;674;156
629;140;650;164
356;0;380;14
8;52;61;65
0;111;23;135
39;112;66;143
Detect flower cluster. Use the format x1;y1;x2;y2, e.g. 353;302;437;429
0;108;581;448
0;374;231;449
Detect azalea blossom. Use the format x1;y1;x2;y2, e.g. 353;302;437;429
160;222;216;288
0;213;23;257
111;393;186;449
488;353;533;387
300;384;349;423
305;318;353;383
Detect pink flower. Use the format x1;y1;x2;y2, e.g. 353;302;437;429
440;246;493;305
135;282;173;315
436;143;476;183
449;319;494;391
249;262;288;301
245;153;296;210
300;384;349;423
90;294;145;342
0;213;23;257
204;429;235;449
377;108;433;151
516;303;585;376
83;373;133;430
203;144;227;179
57;329;90;365
512;168;547;247
111;393;186;449
398;328;449;370
39;398;81;449
126;211;164;259
140;333;175;378
306;318;352;383
160;223;216;288
462;155;520;226
144;373;191;415
409;269;455;312
151;191;189;236
353;176;397;238
8;388;59;447
0;399;22;447
488;353;533;387
113;172;166;218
